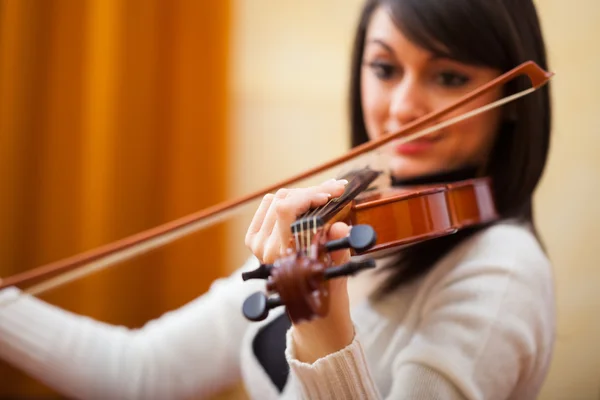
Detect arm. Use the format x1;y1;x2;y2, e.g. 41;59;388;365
284;228;555;400
0;257;263;400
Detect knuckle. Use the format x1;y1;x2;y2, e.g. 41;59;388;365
263;193;274;202
264;241;279;263
249;239;262;256
244;232;252;248
275;188;289;199
274;199;288;215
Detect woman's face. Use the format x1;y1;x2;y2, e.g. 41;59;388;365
361;6;504;180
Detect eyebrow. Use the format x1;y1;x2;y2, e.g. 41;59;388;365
365;38;395;55
365;37;454;64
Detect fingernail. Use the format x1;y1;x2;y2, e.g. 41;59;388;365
337;179;349;185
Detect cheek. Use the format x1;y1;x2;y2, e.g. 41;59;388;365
360;73;386;140
448;87;503;148
449;107;502;161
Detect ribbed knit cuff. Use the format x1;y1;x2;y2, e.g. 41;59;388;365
285;326;380;399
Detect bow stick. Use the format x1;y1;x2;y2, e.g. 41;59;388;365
0;61;553;302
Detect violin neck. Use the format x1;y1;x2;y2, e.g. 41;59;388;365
291;167;381;234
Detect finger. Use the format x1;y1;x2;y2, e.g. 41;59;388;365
327;222;351;266
315;178;348;198
275;178;348;225
273;179;347;253
257;188;290;241
262;222;283;264
245;195;275;257
247;189;288;258
284;178;347;204
264;189;334;262
275;191;332;248
246;193;275;243
246;179;348;262
249;188;289;256
254;178;346;237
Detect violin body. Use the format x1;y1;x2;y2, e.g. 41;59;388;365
344;177;497;257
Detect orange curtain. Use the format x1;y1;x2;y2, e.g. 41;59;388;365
0;0;231;397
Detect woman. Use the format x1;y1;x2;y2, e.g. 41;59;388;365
0;0;555;399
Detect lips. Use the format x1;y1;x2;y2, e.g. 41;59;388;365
384;128;445;155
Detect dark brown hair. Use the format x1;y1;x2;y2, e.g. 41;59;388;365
348;0;552;294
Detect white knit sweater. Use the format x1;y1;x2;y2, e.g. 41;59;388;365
0;222;555;399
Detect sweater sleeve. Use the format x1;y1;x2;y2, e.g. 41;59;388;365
285;327;466;400
0;256;263;400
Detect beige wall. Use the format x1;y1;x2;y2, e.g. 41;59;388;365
226;0;358;238
227;1;600;399
534;1;600;398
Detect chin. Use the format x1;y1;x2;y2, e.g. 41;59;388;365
388;158;436;181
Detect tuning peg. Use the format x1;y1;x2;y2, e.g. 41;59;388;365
241;263;273;281
324;224;377;253
323;258;376;280
242;291;283;321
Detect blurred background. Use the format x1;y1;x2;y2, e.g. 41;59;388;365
0;0;598;398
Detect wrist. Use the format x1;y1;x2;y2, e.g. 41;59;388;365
292;313;355;363
291;271;353;363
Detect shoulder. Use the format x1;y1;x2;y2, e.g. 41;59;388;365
434;221;553;290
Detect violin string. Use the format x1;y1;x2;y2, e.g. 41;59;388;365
0;85;540;303
302;229;306;256
303;198;330;224
308;217;312;255
304;219;310;256
305;221;309;257
311;215;318;257
300;219;305;256
291;196;333;256
307;219;311;256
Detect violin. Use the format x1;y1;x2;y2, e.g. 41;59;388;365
0;61;553;320
239;167;497;323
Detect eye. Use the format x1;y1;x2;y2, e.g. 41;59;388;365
435;71;470;87
366;61;397;80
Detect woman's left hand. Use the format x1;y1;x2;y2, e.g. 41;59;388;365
245;178;356;363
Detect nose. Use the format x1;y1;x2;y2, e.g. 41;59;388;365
388;75;428;128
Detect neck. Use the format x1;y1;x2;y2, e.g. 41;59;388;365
390;166;479;187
